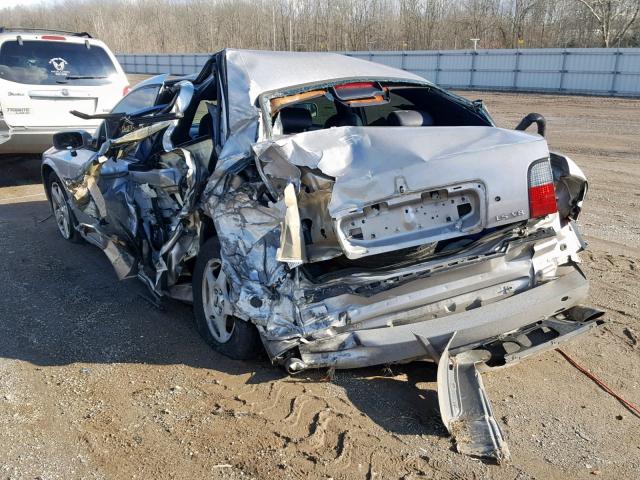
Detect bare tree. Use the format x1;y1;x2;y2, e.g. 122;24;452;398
575;0;640;46
0;0;638;53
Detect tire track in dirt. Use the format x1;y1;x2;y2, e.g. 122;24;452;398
2;91;640;479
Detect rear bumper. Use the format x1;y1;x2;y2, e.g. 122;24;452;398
297;265;590;369
0;122;97;154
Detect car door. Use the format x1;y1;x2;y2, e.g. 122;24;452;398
91;83;165;241
94;82;163;147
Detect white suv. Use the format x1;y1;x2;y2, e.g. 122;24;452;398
0;28;128;154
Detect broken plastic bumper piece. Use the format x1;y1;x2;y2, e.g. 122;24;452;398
438;340;510;462
438;307;604;463
297;266;592;370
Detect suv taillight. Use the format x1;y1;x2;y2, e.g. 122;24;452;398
528;159;557;218
123;85;131;96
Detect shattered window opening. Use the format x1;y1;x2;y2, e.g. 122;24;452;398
263;79;492;140
111;85;161;114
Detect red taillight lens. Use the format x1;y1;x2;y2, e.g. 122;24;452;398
528;159;557;218
334;82;376;91
122;85;131;96
42;35;67;41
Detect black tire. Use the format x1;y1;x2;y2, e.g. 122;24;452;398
193;237;262;360
46;172;82;243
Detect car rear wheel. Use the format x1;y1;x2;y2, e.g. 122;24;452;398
47;173;81;243
193;237;262;360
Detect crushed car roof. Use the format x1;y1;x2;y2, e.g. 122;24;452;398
217;49;429;170
223;48;428;103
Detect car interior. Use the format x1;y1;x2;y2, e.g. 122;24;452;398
274;84;491;136
92;73;220;176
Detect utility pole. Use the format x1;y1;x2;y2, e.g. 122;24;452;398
288;0;295;52
470;38;480;50
289;16;292;51
272;2;276;50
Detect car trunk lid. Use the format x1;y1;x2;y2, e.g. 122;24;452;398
255;125;550;260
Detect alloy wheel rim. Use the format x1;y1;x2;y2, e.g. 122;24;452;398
201;258;235;343
50;182;72;239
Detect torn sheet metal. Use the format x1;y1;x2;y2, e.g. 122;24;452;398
146;147;201;293
162;80;194;152
61;107;206;299
64;120;173;214
550;152;588;221
40;49;605;465
276;183;306;267
434;307;604;462
77;222;137;280
254;125;548;219
111;121;172;146
252;125;548;259
215;49;428;174
200;180;303;341
475;307;605;368
437;336;510;463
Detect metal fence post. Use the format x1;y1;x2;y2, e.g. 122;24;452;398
401;51;406;70
435;51;441;84
610;49;622;96
469;50;477;89
559;49;568;91
513;50;521;90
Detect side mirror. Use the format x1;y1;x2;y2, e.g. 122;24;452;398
52;130;93;152
515;113;546;137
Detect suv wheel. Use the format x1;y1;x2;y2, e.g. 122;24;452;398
47;173;81;242
193;237;262;360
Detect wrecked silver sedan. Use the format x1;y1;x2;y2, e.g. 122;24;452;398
42;49;603;461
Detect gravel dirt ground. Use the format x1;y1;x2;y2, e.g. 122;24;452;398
0;84;638;480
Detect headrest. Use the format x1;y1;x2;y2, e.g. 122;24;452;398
279;107;313;134
387;110;435;126
198;113;212;137
325;112;363;128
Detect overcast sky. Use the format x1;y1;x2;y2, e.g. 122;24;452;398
1;0;57;8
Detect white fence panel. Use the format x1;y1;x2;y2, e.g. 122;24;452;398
116;48;640;97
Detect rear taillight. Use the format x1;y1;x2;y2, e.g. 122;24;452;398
334;82;376;91
122;85;131;96
528;159;557;218
42;35;67;41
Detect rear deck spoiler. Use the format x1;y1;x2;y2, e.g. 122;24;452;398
0;27;92;38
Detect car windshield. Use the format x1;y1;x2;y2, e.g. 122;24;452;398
0;40;117;86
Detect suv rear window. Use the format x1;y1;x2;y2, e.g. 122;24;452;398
0;40;117;86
